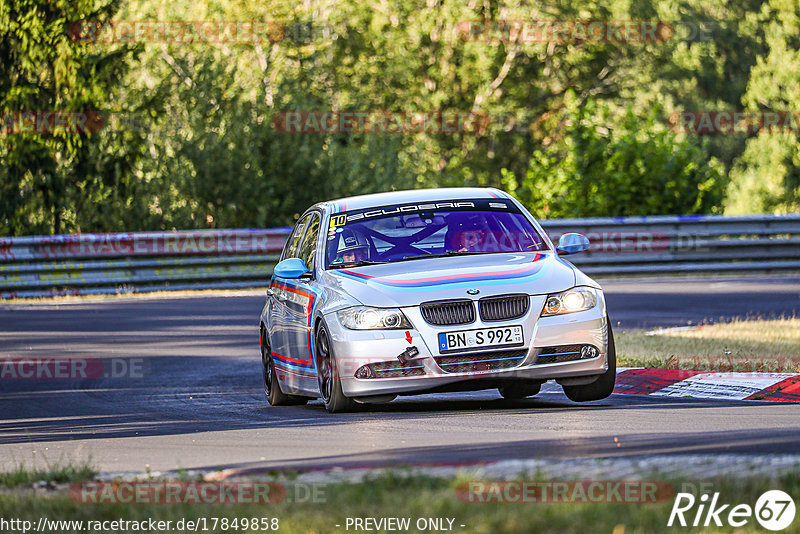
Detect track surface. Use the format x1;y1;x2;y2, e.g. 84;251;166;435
1;276;799;474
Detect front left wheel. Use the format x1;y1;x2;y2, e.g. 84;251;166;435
562;319;617;402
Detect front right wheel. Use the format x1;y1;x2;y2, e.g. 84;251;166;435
315;322;356;413
562;319;617;402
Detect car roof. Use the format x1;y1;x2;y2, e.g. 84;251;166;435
323;187;511;213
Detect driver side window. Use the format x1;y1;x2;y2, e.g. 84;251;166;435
297;213;320;269
282;214;311;261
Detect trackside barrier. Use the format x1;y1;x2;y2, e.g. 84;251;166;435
544;213;800;275
1;214;799;298
0;229;289;298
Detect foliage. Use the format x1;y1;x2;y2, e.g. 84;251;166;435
3;467;800;534
501;95;724;217
0;0;144;235
726;0;800;214
0;0;797;236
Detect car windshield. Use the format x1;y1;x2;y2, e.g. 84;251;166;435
325;198;546;268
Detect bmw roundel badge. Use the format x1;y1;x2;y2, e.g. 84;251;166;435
466;289;480;295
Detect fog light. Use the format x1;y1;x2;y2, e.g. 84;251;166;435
355;365;374;379
580;345;598;358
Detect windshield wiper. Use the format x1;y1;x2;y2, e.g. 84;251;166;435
398;251;491;261
329;259;389;269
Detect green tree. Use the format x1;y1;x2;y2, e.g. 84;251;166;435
726;0;800;213
0;0;147;235
501;94;724;217
3;0;791;235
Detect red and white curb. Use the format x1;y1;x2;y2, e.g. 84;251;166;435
614;368;800;401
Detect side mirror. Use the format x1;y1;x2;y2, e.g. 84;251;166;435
556;233;590;255
273;258;312;279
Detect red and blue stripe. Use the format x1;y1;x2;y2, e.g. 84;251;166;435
334;254;549;292
269;280;321;370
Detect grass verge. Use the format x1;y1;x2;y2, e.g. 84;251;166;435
1;469;799;533
0;288;264;305
617;318;800;372
0;462;95;488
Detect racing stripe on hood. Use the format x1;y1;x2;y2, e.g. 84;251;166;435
333;254;549;292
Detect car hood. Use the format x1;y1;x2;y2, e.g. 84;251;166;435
323;252;576;308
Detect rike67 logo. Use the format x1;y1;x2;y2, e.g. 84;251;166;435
668;490;796;531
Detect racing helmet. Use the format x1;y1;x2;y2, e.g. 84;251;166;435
337;229;370;262
448;214;490;251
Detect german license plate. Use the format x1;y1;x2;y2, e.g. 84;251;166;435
438;325;524;353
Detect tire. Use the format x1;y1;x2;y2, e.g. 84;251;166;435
562;318;617;402
315;322;355;413
498;381;542;399
261;329;309;406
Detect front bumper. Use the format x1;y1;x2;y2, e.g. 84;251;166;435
324;294;609;398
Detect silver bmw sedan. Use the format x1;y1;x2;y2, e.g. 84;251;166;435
259;187;614;412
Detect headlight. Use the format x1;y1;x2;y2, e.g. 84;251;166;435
337;306;413;330
541;287;597;316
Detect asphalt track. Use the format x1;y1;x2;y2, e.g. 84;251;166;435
1;276;799;474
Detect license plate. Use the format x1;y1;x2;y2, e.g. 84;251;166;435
438;325;524;353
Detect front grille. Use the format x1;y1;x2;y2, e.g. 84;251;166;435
434;349;527;374
420;299;475;326
479;294;529;322
534;344;599;365
367;360;426;378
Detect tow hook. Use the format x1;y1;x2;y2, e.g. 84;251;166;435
397;346;419;364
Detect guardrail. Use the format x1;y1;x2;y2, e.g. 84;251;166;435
1;214;799;298
0;229;289;298
545;213;800;275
